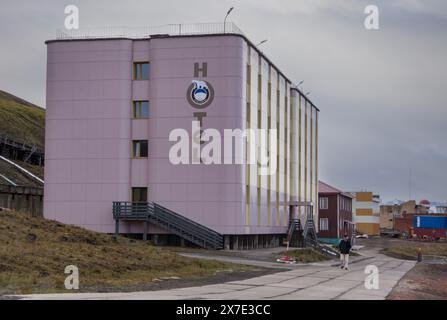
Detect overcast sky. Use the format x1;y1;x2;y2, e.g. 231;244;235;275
0;0;446;202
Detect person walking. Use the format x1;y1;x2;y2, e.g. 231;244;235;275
338;234;351;270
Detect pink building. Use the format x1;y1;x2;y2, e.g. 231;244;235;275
44;24;319;249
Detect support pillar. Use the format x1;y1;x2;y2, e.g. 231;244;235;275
115;220;119;238
7;194;12;208
224;236;230;250
143;220;148;241
233;236;239;250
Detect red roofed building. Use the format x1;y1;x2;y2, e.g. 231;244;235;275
318;181;354;243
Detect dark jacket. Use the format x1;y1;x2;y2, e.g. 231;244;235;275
339;239;351;254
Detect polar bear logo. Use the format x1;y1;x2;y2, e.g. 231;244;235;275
187;79;214;109
191;80;209;104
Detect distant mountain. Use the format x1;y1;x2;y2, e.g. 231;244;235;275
0;90;45;149
384;199;406;206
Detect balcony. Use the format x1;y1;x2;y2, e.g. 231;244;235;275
112;201;153;220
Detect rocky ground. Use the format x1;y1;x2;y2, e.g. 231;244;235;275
356;237;447;299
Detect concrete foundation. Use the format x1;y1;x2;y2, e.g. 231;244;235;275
0;184;43;217
224;234;285;250
120;233;287;250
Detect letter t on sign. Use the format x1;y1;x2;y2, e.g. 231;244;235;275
194;62;208;77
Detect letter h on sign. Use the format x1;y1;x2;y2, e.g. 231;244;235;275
194;62;207;77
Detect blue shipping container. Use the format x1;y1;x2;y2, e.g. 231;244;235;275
414;216;447;229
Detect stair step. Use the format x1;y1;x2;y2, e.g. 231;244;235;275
148;202;223;249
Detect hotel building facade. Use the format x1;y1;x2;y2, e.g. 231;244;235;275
44;24;319;248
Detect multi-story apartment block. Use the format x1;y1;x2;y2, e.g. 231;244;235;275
44;23;320;249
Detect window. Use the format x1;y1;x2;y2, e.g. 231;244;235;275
132;140;148;158
340;198;352;212
319;197;328;210
320;218;329;231
133;101;149;118
132;187;147;203
133;62;149;80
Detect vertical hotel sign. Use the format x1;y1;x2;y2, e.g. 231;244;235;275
186;62;214;127
186;63;214;163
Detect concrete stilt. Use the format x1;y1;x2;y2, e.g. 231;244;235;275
224;236;230;250
114;220;119;238
143;221;148;241
233;236;238;250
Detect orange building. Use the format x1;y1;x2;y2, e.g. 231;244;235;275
351;191;381;235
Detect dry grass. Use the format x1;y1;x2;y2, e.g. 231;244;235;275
277;248;330;263
382;243;447;260
0;160;43;187
0;90;45;187
0;211;250;295
0;90;45;148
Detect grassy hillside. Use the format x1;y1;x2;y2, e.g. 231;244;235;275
0;90;45;186
0;211;249;295
0;90;45;148
0;160;43;187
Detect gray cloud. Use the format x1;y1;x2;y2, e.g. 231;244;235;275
0;0;445;202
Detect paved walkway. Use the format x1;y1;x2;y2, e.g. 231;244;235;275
15;252;415;300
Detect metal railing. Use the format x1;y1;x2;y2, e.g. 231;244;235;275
112;201;224;249
0;133;44;154
0;133;45;167
113;201;154;219
303;216;318;241
305;237;339;257
56;22;244;40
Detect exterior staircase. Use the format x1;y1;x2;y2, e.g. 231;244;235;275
0;133;44;166
113;201;224;249
305;237;339;257
288;207;340;257
287;219;305;247
303;217;318;241
303;217;339;257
